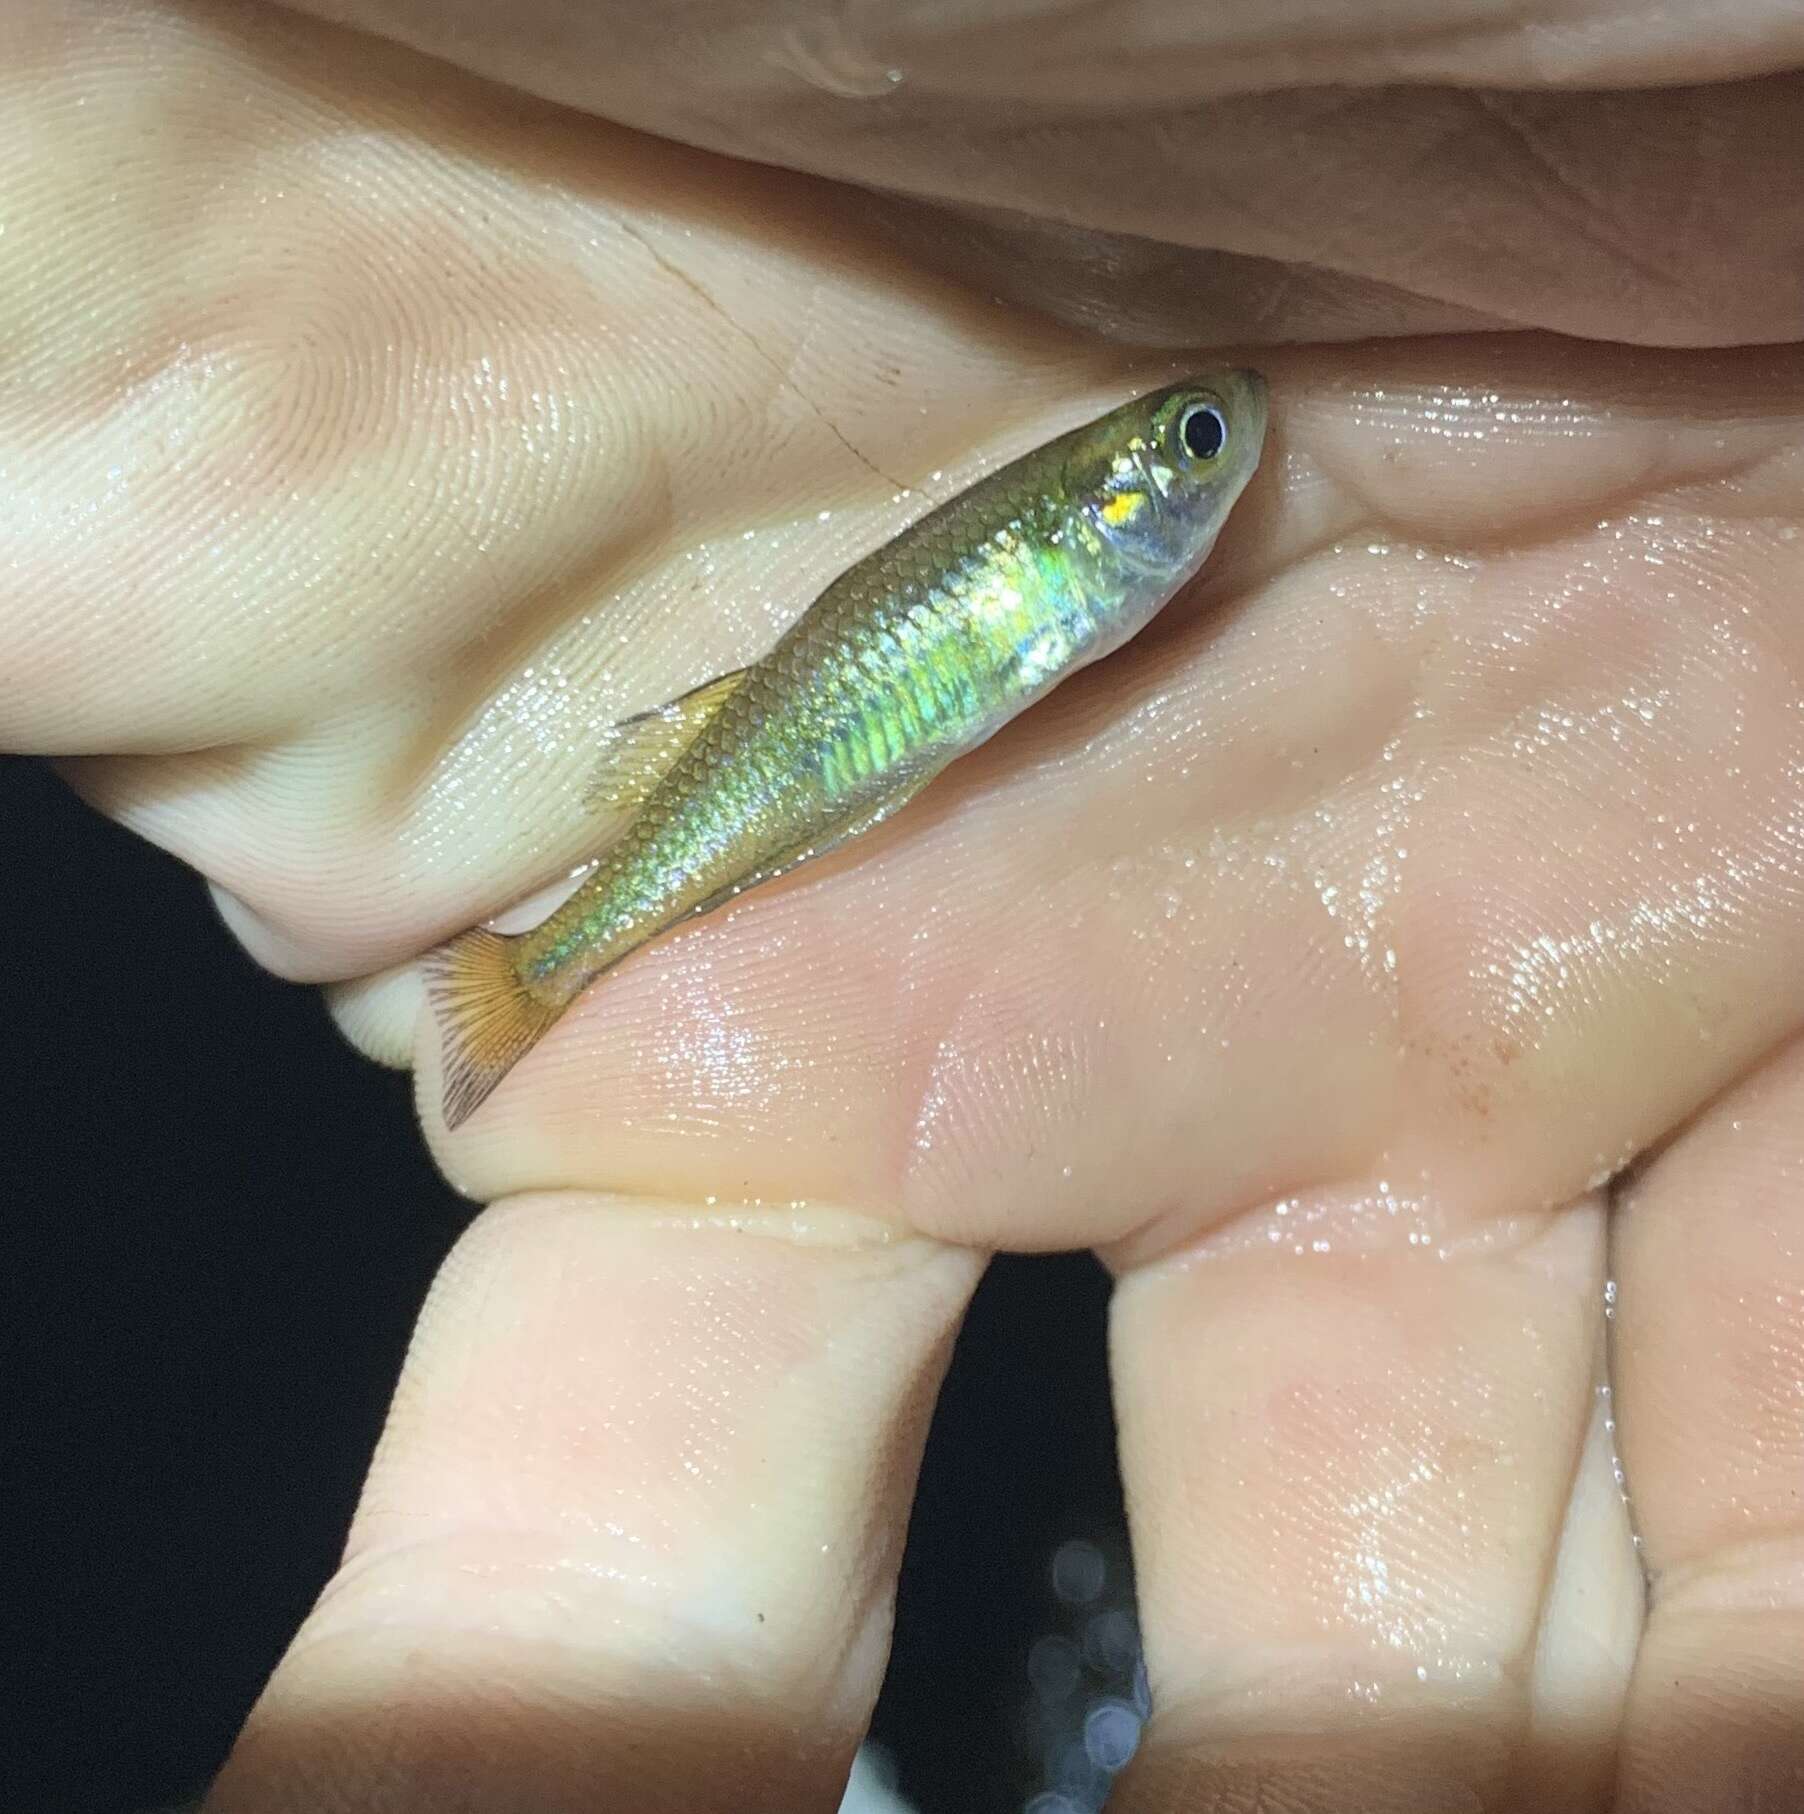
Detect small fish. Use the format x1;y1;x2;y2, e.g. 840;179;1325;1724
427;370;1268;1127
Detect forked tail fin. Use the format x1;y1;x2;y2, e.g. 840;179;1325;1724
422;927;560;1129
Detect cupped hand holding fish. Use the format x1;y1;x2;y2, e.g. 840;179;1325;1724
8;3;1804;1810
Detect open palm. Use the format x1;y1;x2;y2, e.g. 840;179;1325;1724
9;3;1804;1808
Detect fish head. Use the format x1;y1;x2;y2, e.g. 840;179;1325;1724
1064;369;1268;581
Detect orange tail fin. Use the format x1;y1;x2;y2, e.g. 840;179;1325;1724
422;927;560;1129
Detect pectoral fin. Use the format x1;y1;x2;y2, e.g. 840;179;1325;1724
583;668;748;816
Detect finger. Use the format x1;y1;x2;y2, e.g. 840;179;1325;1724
204;1192;979;1813
299;0;1804;106
284;0;1804;346
1610;1035;1804;1811
1101;1192;1639;1811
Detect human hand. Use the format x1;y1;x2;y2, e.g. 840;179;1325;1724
8;3;1803;1809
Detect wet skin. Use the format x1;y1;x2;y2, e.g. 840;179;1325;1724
8;2;1804;1809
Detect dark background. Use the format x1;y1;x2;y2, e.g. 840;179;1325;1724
2;754;1129;1814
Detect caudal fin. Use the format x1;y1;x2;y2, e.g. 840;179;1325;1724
422;927;559;1129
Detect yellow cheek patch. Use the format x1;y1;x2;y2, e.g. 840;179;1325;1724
1102;490;1147;527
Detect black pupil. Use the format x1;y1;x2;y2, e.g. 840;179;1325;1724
1180;404;1226;460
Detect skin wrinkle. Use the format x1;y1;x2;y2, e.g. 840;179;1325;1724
606;213;908;497
1644;1532;1804;1617
861;197;1521;349
1465;92;1692;306
889;0;1554;92
304;1526;872;1683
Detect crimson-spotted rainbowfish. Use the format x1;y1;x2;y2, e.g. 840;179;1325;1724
427;371;1268;1127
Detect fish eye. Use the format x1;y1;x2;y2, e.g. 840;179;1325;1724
1175;401;1228;462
